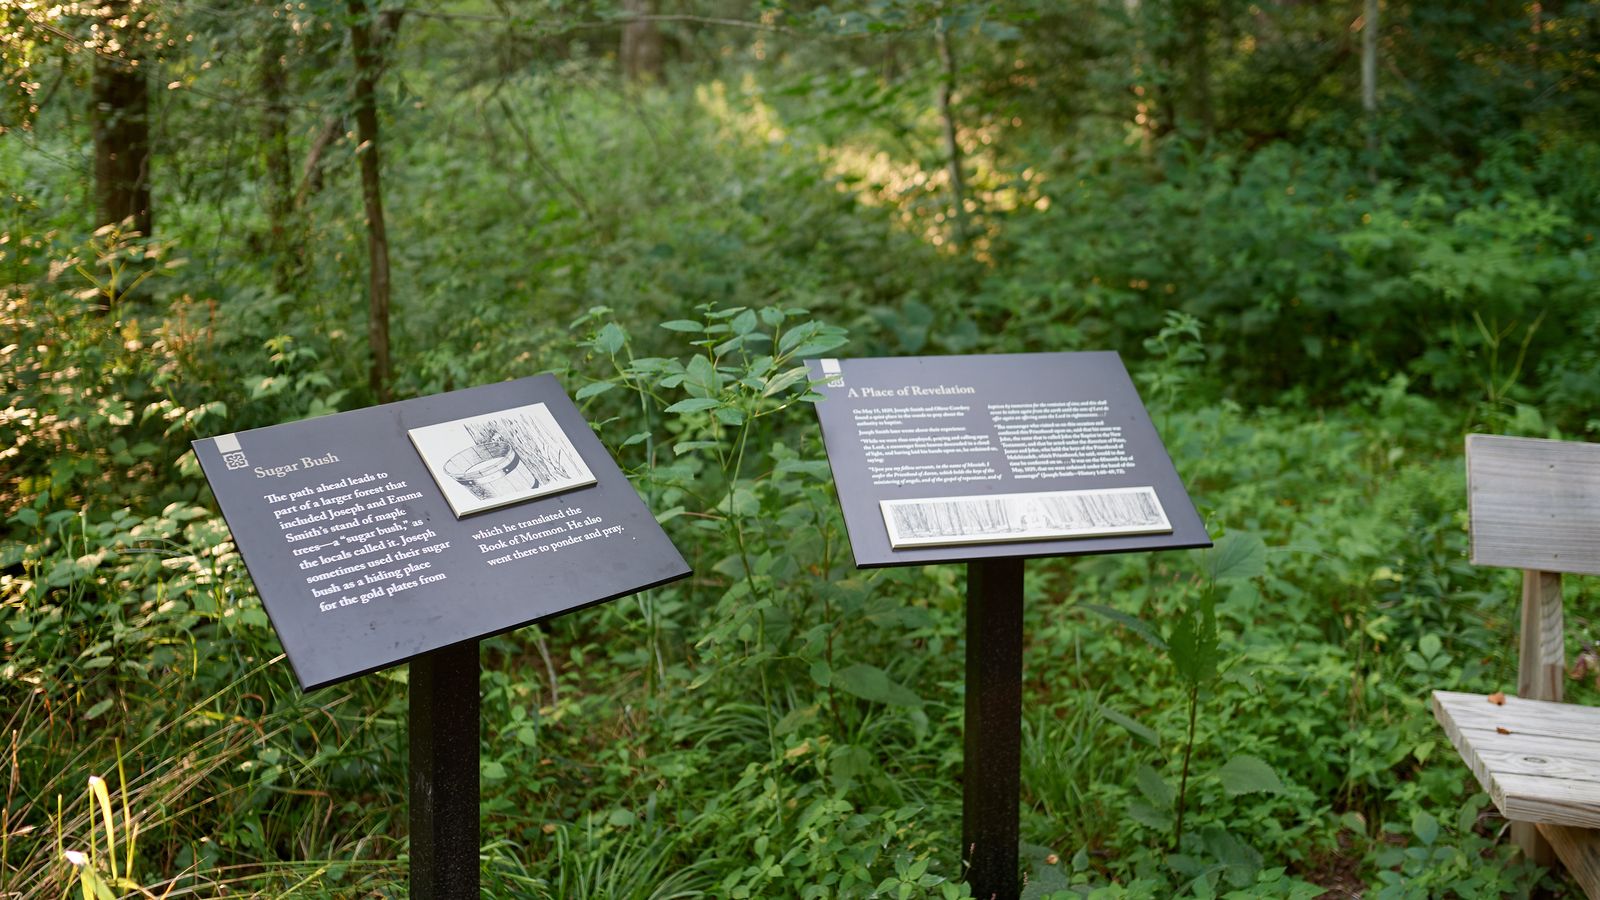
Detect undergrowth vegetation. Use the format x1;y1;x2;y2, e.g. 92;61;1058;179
5;2;1600;896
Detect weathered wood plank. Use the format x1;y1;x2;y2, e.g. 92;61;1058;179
1466;434;1600;576
1474;748;1600;784
1451;728;1600;765
1434;690;1600;741
1538;823;1600;900
1518;568;1566;863
1498;774;1600;830
1521;570;1566;702
1434;691;1600;831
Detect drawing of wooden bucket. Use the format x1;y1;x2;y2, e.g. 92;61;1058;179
443;441;539;500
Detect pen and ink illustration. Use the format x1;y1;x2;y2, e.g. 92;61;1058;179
879;486;1171;549
409;403;596;517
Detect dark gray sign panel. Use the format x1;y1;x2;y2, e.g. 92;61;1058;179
193;376;690;690
807;352;1210;568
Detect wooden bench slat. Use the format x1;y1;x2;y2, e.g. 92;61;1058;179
1454;729;1600;766
1497;774;1600;830
1433;691;1600;830
1474;748;1600;785
1434;690;1600;742
1467;434;1600;576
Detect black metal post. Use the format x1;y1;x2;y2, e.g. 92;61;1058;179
409;639;481;899
963;558;1025;900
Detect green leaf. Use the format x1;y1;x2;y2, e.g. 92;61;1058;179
1099;704;1160;747
684;354;719;398
787;334;849;359
665;397;720;413
1167;597;1219;687
1419;633;1442;660
595;322;627;354
1215;755;1286;796
1411;810;1439;846
1127;800;1172;830
84;698;115;720
575;380;616;400
776;704;819;735
1079;603;1167;651
763;366;811;397
660;320;703;332
834;663;923;707
1201;533;1267;581
1135;764;1175;807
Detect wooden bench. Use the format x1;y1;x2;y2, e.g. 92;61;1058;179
1432;434;1600;896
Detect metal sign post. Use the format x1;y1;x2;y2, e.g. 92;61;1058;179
962;558;1025;900
409;640;482;898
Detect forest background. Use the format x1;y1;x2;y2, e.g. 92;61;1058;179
3;0;1600;896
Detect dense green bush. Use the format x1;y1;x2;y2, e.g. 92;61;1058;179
5;1;1599;894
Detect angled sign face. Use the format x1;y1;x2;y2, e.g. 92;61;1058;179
807;352;1210;568
194;376;690;690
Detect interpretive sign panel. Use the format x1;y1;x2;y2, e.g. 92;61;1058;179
193;376;691;690
807;352;1209;567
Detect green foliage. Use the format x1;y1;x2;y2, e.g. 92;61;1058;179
6;1;1600;895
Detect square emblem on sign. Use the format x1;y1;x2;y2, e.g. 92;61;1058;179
215;433;249;470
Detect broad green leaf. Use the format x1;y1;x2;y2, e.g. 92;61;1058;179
685;354;719;398
594;322;627;354
1201;533;1267;581
1099;704;1160;747
660;320;702;332
786;334;849;359
776;704;819;735
575;380;616;400
1411;810;1439;846
1419;633;1442;659
1079;603;1167;651
763;365;811;397
834;663;923;707
1216;755;1285;796
1167;599;1218;687
664;397;720;413
1127;800;1172;830
1135;764;1175;807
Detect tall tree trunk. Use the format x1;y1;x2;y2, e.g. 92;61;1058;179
934;15;970;252
1183;0;1214;138
92;2;152;237
349;0;392;402
1362;0;1379;181
260;11;296;295
621;0;663;83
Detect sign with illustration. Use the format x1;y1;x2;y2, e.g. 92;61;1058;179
807;352;1209;567
193;376;691;690
408;403;597;517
